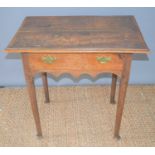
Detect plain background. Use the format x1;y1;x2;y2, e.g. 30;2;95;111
0;7;154;86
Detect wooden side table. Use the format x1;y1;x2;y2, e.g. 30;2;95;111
4;16;149;139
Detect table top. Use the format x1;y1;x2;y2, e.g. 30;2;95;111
5;16;149;54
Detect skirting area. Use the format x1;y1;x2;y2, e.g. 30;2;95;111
0;85;155;146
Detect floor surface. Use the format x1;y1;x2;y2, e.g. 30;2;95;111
0;85;155;146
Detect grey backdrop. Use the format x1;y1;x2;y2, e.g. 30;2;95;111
0;8;155;86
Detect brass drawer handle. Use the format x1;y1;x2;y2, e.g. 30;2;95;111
96;56;111;64
42;55;56;64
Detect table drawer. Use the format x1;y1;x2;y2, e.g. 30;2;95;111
27;53;124;76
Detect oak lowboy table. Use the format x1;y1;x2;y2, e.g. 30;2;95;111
5;16;149;139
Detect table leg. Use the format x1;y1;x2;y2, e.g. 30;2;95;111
41;72;50;103
114;54;132;139
22;54;42;137
110;73;117;104
26;77;42;136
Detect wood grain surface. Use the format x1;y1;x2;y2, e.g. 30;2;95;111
5;16;149;53
27;53;124;77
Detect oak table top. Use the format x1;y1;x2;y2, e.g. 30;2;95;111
5;16;149;53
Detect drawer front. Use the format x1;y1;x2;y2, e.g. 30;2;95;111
27;53;124;77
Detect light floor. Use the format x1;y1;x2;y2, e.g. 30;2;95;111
0;85;155;146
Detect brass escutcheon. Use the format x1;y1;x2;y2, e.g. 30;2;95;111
96;56;112;64
42;55;56;64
